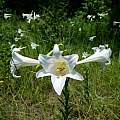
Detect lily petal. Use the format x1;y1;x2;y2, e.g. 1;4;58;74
64;54;79;69
53;44;61;57
36;69;51;78
13;74;21;78
10;61;21;78
66;71;84;80
51;75;66;95
77;48;112;65
11;51;40;77
13;52;40;66
38;54;53;71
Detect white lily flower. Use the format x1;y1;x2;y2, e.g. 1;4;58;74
22;11;33;23
22;13;28;18
10;47;39;78
31;42;39;49
20;33;24;37
79;28;81;32
17;29;24;37
15;37;21;42
4;13;12;19
113;21;120;25
33;12;40;20
89;36;96;41
87;15;95;21
97;13;108;17
77;45;112;65
18;29;22;34
87;15;92;19
36;44;84;95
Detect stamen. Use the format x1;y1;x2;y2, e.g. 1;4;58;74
54;59;68;76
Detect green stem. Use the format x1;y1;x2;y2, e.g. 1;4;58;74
84;67;89;103
58;78;71;120
63;78;69;120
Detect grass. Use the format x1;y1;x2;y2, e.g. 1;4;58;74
0;11;120;120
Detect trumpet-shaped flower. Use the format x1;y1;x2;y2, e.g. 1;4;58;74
87;15;95;21
77;45;112;65
4;13;12;19
97;13;108;18
22;11;33;23
10;47;39;78
33;12;40;20
17;29;23;34
15;37;21;42
22;11;40;23
89;36;96;41
36;44;84;95
17;28;24;37
113;21;120;26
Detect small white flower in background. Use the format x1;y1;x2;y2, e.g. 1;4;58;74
22;11;40;23
17;29;24;37
79;28;81;32
17;29;23;34
33;12;40;20
97;13;108;18
27;16;33;23
4;13;12;19
82;52;90;59
31;42;39;49
70;21;75;26
89;36;96;41
20;33;24;37
61;25;64;28
77;44;112;66
14;37;21;42
113;21;120;26
0;81;4;83
87;15;95;21
10;47;39;78
92;15;95;19
22;10;33;19
87;15;92;19
36;44;84;95
22;11;33;23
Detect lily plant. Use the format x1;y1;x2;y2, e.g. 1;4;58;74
10;44;112;95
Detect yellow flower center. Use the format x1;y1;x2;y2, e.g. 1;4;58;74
54;59;68;76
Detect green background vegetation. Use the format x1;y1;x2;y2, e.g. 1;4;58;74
0;0;120;119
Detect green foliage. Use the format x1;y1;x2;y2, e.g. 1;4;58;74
0;0;5;16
